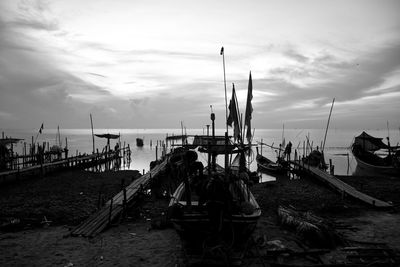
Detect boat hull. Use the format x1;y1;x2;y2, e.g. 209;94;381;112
352;145;400;177
353;155;400;177
168;181;261;246
256;154;285;174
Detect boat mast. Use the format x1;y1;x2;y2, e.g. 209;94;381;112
387;121;391;156
221;46;229;175
90;114;95;154
57;125;61;147
322;98;335;154
221;46;228;131
211;106;216;171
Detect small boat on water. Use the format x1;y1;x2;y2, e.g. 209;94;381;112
255;146;287;174
351;131;400;177
136;138;144;147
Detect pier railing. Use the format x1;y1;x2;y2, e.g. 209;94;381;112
0;147;131;184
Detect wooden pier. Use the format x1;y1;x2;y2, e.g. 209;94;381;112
0;148;130;184
70;158;168;238
290;160;393;209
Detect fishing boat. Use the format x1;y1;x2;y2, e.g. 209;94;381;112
168;115;261;248
351;131;400;177
136;138;144;147
168;151;261;247
255;146;286;174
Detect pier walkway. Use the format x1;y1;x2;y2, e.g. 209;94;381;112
0;149;129;184
70;158;168;238
290;160;393;209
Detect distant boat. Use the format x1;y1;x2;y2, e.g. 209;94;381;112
351;131;400;177
136;138;144;147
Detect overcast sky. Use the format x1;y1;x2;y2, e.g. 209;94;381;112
0;0;399;130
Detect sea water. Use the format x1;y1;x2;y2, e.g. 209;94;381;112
2;128;399;180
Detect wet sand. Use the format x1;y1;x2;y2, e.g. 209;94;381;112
1;169;399;266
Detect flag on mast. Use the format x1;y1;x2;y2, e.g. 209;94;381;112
227;84;241;141
220;46;224;55
39;123;44;134
244;71;253;143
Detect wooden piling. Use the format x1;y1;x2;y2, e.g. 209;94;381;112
108;198;113;224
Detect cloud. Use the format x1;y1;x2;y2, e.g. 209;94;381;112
87;72;107;78
284;48;310;63
5;0;59;32
248;42;400;129
129;97;150;108
1;0;399;130
0;111;15;121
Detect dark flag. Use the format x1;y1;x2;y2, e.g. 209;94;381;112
39;123;44;134
244;72;253;143
220;46;224;55
227;84;241;141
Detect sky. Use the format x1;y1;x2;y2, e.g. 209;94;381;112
0;0;399;131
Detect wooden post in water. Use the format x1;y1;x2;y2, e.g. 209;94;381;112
31;136;34;165
23;142;26;168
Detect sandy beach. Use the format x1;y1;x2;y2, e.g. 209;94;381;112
1;168;400;266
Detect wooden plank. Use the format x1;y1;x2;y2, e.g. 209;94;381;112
70;157;168;237
291;161;392;208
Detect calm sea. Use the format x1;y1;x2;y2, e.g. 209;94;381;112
2;128;399;180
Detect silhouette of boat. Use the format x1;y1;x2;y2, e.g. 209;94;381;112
351;131;400;177
136;138;144;147
168;121;261;247
255;146;286;174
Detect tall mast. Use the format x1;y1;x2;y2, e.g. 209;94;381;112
322;98;335;154
90;114;95;154
221;46;229;174
221;46;228;132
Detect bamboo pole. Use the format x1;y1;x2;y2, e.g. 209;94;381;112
90;114;95;154
322;98;335;153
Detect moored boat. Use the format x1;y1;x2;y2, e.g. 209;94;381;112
136;138;144;147
255;146;286;174
168;114;261;248
351;131;400;177
168;162;261;246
